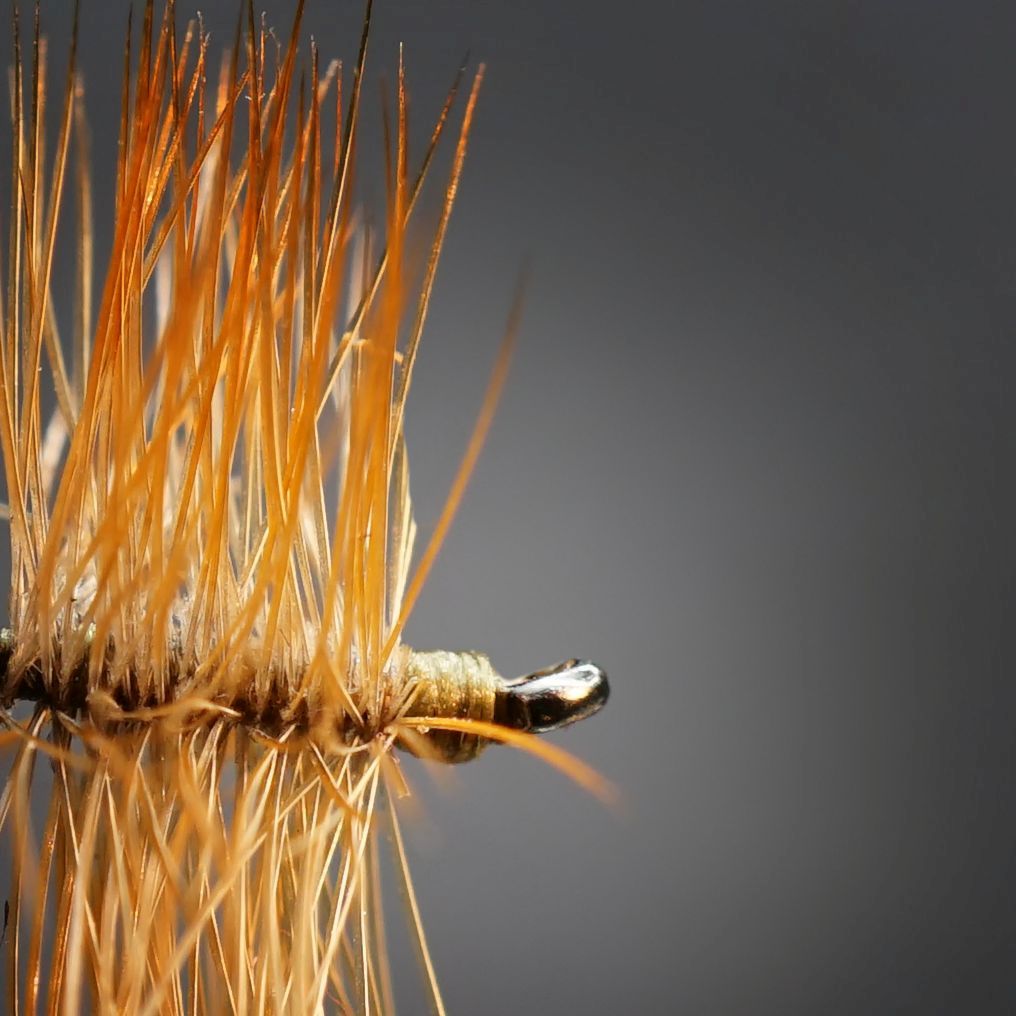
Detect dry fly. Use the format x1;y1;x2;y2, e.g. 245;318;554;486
0;0;610;1012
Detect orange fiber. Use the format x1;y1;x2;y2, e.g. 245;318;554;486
0;3;608;1011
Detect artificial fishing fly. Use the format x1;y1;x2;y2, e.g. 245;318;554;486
0;1;609;1011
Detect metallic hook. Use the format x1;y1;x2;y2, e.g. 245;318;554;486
494;660;609;734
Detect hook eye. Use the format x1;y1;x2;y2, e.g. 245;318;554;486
495;660;609;734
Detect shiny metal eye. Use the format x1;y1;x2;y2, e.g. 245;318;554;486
495;660;610;734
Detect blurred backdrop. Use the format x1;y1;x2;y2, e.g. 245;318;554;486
2;1;1015;1013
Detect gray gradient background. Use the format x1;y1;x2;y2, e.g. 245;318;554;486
3;1;1016;1013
